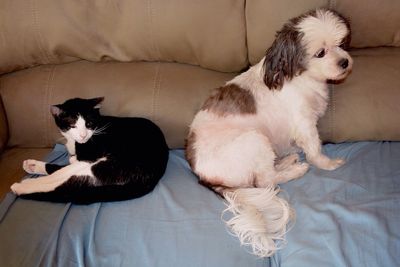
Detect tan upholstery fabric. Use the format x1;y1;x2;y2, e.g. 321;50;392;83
246;0;328;65
318;48;400;142
2;48;398;150
246;0;400;64
0;148;51;199
0;96;8;153
333;0;400;48
0;60;236;149
0;0;247;74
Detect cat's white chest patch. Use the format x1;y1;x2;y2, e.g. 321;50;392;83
64;135;76;155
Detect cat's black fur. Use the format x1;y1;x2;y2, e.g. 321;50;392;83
21;97;169;204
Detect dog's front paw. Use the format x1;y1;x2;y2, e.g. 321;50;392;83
23;159;47;175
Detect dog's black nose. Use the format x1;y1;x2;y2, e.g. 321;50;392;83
339;58;349;69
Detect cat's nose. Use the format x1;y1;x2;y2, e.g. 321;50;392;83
80;131;87;138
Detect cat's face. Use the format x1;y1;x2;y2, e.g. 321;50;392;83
51;97;104;144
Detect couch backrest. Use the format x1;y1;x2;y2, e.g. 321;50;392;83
246;0;400;64
0;0;248;74
334;0;400;48
2;0;399;73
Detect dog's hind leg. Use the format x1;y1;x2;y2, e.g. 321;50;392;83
273;162;309;184
256;156;309;187
275;154;300;171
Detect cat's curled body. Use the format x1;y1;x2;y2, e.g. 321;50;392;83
11;97;169;204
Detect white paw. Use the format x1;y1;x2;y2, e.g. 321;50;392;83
296;162;310;176
285;153;300;164
69;155;77;164
276;154;300;171
320;158;345;171
11;179;40;195
10;182;24;195
278;153;300;165
23;159;47;175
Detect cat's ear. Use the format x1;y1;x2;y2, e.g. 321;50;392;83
90;97;104;109
50;105;62;117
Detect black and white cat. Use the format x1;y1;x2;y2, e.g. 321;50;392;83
10;97;169;204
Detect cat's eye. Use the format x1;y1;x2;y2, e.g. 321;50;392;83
315;49;326;58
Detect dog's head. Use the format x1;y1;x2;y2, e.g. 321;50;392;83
263;9;353;89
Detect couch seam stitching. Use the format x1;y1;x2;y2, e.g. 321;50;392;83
147;0;161;60
330;84;335;142
31;0;51;64
152;63;161;122
329;0;337;142
243;0;250;67
44;65;56;147
329;0;336;9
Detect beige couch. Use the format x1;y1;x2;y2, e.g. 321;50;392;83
1;0;399;198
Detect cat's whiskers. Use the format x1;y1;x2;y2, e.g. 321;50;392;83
93;123;110;136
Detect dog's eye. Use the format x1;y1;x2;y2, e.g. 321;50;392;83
315;49;326;58
339;42;346;49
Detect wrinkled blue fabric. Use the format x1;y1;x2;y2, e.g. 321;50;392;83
273;142;400;267
0;144;266;267
0;142;399;267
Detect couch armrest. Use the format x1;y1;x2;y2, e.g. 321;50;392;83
0;96;8;153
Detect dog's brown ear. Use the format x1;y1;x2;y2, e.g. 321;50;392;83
263;23;306;90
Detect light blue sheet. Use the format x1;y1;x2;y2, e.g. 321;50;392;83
0;144;266;267
274;142;400;267
0;142;399;267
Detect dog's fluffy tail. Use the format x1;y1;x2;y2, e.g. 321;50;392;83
222;186;294;257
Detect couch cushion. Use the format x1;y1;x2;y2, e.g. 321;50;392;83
2;49;399;150
0;148;51;199
0;0;247;74
333;0;400;48
0;61;236;149
318;47;400;142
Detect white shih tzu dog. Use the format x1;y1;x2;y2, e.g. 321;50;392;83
186;9;352;257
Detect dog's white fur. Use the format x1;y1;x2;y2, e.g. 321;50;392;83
186;9;352;257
